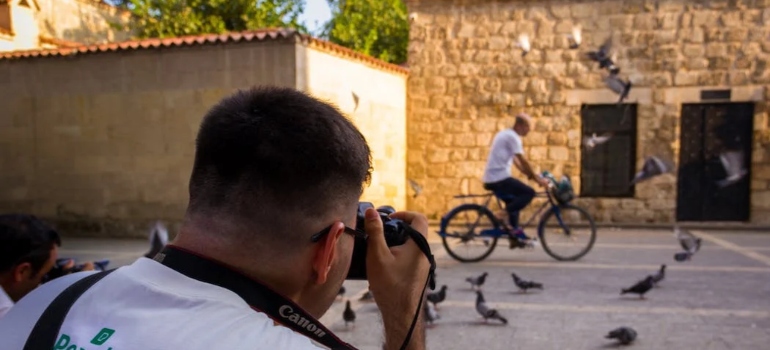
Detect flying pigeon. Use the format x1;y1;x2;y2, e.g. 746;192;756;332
717;150;748;188
621;275;654;300
606;326;638;345
568;25;582;49
630;156;672;185
583;132;612;150
651;264;666;286
475;291;508;324
587;37;620;74
427;285;448;309
604;74;633;104
408;178;423;198
424;300;440;327
343;300;356;329
516;34;531;57
674;226;702;262
466;272;489;290
352;91;359;112
511;273;544;293
144;221;169;259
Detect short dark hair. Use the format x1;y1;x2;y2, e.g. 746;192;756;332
0;214;61;274
187;86;372;243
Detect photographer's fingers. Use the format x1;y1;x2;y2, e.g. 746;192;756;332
388;211;429;237
364;208;393;260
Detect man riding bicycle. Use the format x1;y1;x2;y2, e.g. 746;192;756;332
482;113;549;249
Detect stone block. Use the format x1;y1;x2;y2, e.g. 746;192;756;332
684;58;709;70
488;36;508;50
549;4;571;19
656;13;681;30
682;44;705;58
548;146;569;161
674;71;699;86
633;14;656;30
751;191;770;209
571;3;596;18
692;11;718;27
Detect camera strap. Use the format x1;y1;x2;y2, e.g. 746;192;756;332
155;228;436;350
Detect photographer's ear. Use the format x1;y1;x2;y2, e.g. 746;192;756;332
312;222;344;285
12;262;33;282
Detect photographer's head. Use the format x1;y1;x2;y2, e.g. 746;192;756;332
175;86;372;317
0;214;61;302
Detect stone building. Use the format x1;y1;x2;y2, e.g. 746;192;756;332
0;29;408;237
0;0;130;52
405;0;770;226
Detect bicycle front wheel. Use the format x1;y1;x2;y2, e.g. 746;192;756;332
537;204;597;261
439;204;500;263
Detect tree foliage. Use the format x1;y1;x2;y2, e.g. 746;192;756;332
107;0;307;39
322;0;409;65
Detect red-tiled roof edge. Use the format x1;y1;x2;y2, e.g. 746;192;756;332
0;28;409;75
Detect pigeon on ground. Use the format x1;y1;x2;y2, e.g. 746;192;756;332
621;275;655;300
427;285;448;309
424;300;440;327
516;34;531;57
606;326;637;345
466;272;489;290
337;285;346;300
511;273;544;293
359;290;374;302
604;74;633;104
583;132;612;150
674;227;702;262
630;156;672;185
408;178;423;198
475;291;508;324
144;221;169;259
651;264;666;286
717;150;748;188
352;91;359;112
343;300;356;329
568;25;582;49
587;37;620;74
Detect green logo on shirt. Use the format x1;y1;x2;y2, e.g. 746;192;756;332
90;328;115;345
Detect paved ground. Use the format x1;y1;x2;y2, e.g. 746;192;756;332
58;228;770;350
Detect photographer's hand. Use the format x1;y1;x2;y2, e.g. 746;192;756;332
365;208;429;350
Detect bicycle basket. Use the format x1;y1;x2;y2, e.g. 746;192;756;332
552;176;575;205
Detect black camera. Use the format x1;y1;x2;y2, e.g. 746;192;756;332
345;202;413;280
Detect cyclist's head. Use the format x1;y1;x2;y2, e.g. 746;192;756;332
513;113;532;136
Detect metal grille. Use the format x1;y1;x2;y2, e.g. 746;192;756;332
580;104;638;197
677;103;754;222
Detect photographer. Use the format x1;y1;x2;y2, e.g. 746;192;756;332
0;214;62;319
0;87;431;350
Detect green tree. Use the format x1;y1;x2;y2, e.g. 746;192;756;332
322;0;409;65
109;0;307;39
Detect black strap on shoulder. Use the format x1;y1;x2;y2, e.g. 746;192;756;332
23;270;114;350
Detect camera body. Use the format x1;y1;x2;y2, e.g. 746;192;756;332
345;202;410;280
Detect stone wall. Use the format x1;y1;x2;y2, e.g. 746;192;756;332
36;0;131;44
405;0;770;224
299;45;409;210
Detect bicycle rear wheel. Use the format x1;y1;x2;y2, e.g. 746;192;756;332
537;204;597;261
439;204;500;263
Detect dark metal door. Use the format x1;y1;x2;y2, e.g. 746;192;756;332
677;103;754;222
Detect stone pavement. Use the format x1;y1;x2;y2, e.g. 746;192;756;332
57;228;770;350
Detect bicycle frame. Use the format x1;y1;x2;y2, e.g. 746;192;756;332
446;180;569;239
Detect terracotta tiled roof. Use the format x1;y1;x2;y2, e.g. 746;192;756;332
0;28;409;75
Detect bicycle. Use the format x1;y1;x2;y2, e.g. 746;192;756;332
437;171;597;262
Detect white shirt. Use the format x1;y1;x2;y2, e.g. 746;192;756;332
482;128;524;183
0;258;324;350
0;285;13;320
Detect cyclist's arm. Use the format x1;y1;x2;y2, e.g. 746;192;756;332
514;154;539;181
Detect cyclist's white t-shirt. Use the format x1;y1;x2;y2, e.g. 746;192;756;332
483;128;524;183
0;257;324;350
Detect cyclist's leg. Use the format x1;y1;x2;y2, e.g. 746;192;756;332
485;178;535;246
